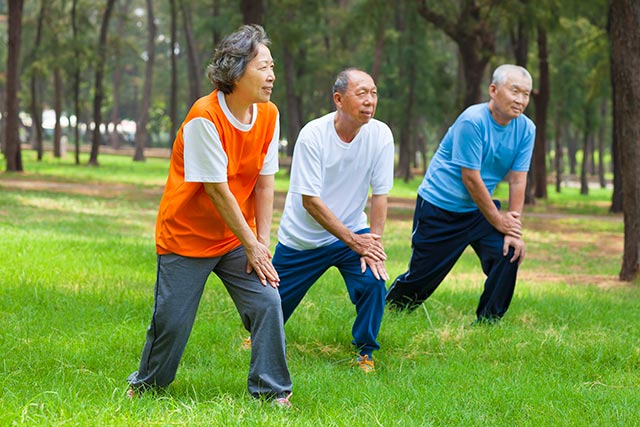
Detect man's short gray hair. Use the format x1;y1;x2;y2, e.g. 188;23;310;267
206;24;270;94
332;67;363;94
491;64;532;89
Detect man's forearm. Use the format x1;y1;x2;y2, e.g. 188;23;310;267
302;195;356;245
461;168;503;229
508;171;528;214
369;194;388;237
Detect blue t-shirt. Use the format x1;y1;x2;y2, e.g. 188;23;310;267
418;103;535;212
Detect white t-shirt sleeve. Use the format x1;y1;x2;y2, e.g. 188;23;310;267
371;126;395;195
183;117;228;183
260;113;280;175
288;134;323;197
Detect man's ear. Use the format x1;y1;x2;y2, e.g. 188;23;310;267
333;92;342;109
488;83;497;98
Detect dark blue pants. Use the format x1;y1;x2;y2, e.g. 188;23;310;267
386;196;519;320
273;229;386;357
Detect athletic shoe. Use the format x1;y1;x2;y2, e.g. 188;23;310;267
353;354;375;373
273;392;292;408
126;386;138;399
241;337;252;350
471;316;500;326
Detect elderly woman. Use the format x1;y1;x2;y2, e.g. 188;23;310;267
127;24;292;407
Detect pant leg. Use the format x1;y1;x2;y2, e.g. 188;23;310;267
275;237;385;357
334;239;386;358
272;242;332;323
470;230;520;319
385;197;469;310
128;254;215;389
214;246;292;398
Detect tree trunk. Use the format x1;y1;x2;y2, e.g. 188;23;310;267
533;26;549;199
554;119;564;193
180;0;201;105
567;129;578;175
109;0;130;150
89;0;117;166
71;0;81;165
580;108;591;195
609;96;623;212
30;0;46;161
610;0;640;281
597;100;607;189
212;0;221;47
53;67;63;158
5;0;24;172
396;4;417;182
133;0;156;162
240;0;264;24
509;13;534;204
370;24;385;83
282;40;303;159
169;0;178;150
510;16;529;67
417;0;495;109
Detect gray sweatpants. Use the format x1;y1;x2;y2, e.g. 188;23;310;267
127;246;292;398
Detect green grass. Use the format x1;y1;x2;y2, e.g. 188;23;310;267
1;152;638;426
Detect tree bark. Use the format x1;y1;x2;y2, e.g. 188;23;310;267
609;96;623;212
53;67;64;158
282;40;303;159
580;107;592;195
169;0;178;149
597;100;607;189
554;119;564;193
396;2;417;182
610;0;640;281
89;0;117;166
532;26;549;199
567;129;578;175
417;0;496;108
241;0;264;25
133;0;156;162
5;0;24;172
109;0;130;150
30;0;46;161
71;0;81;165
180;0;201;105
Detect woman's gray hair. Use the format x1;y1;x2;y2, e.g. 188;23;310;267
491;64;532;89
206;24;270;94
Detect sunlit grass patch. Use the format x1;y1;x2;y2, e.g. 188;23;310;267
0;153;637;426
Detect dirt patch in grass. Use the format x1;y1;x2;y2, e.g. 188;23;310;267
1;177;627;287
0;178;417;218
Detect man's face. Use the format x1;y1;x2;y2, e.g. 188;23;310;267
335;70;378;125
489;73;531;125
234;43;275;104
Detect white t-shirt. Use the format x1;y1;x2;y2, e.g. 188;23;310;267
278;112;394;250
183;90;279;183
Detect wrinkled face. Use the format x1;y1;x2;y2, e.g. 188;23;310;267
489;73;531;125
233;43;275;104
335;70;378;125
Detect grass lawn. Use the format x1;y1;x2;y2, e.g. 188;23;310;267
0;152;638;426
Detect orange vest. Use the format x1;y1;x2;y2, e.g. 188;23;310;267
155;90;278;257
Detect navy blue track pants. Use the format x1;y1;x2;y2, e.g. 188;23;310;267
386;196;519;319
273;230;386;357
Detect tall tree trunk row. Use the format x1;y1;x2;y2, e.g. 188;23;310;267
609;0;640;281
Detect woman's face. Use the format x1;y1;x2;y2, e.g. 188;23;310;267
233;43;275;104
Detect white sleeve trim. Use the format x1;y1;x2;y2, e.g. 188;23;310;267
260;113;280;175
183;118;228;183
